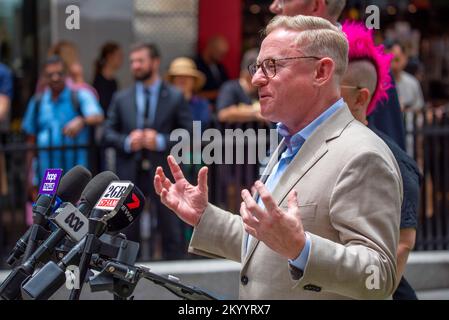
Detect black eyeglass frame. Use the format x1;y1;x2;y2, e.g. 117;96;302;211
248;56;322;78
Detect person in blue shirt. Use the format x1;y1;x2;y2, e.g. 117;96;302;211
0;62;13;131
0;62;13;208
22;56;104;183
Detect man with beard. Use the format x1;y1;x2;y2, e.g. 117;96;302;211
104;43;192;260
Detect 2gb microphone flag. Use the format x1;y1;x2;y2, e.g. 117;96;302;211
94;181;134;212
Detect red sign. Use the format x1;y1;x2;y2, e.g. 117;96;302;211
127;193;140;210
97;198;119;208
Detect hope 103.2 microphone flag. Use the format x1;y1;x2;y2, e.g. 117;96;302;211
39;169;63;196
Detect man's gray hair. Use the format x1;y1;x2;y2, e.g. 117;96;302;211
265;15;348;79
325;0;346;21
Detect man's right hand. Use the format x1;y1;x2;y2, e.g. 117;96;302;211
154;155;208;227
128;130;144;152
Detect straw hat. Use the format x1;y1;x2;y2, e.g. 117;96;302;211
165;57;206;92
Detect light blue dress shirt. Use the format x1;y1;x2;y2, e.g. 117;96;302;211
124;79;166;152
247;98;345;272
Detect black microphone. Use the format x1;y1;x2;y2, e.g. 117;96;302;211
0;171;119;301
104;185;145;232
7;166;92;266
21;185;145;300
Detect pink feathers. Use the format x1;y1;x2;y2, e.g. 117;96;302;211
342;21;393;115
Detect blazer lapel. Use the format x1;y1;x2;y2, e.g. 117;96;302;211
152;83;169;129
129;85;138;130
270;140;328;206
242;139;287;264
241;104;355;269
271;105;355;205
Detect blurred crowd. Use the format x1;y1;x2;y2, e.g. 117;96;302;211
0;35;268;261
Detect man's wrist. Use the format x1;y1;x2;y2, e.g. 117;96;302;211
77;115;86;125
288;232;311;272
193;203;209;227
288;232;307;260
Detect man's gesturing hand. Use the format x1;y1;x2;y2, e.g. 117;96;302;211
154;155;208;227
240;181;306;260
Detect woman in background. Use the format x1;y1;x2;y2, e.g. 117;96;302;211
92;42;123;113
166;57;211;129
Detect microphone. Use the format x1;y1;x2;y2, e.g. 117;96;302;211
0;171;119;300
100;183;145;233
21;185;145;300
7;166;92;266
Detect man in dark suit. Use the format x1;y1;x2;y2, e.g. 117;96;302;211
104;43;193;260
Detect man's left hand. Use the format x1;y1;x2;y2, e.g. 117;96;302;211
63;116;85;138
143;129;157;151
240;181;306;260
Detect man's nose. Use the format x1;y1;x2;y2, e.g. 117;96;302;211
251;68;268;88
269;0;283;14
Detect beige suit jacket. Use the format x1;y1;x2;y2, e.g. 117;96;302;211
189;105;402;299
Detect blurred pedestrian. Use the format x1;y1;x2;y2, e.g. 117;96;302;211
216;49;262;123
104;43;192;260
195;35;229;104
165;57;210;129
22;56;103;185
0;62;13;197
93;42;123;114
93;42;123;172
0;62;13;128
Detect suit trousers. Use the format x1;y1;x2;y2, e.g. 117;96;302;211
393;276;418;300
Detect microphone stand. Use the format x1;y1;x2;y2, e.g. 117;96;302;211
68;216;107;300
21;195;56;262
90;258;219;300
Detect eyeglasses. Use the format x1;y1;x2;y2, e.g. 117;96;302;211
248;56;321;78
341;85;364;90
45;71;65;79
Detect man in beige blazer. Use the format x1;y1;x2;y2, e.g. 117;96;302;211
154;15;402;299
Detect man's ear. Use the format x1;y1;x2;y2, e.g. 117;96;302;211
311;0;328;17
356;88;371;110
314;58;335;86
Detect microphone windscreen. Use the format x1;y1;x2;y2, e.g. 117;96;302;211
34;193;53;209
80;171;119;211
57;165;92;204
106;185;145;232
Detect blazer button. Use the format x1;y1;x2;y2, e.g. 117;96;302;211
303;284;322;292
241;275;249;286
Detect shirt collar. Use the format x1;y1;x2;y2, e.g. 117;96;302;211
277;98;345;153
137;77;162;95
45;86;70;103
